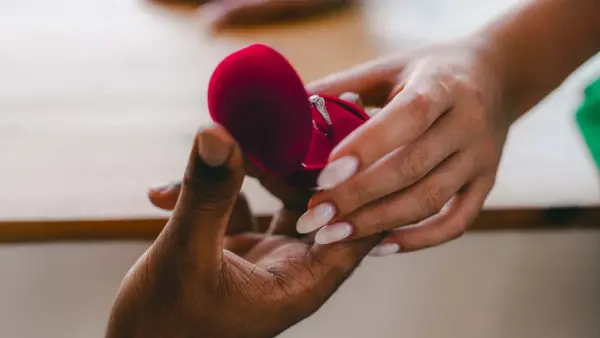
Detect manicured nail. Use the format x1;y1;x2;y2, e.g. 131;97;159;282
197;132;231;167
149;182;180;194
314;222;353;245
317;156;359;189
368;243;400;257
339;92;363;108
296;203;336;234
149;184;169;193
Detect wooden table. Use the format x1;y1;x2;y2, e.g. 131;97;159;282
1;0;599;241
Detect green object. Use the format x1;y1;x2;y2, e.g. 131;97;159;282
575;76;600;171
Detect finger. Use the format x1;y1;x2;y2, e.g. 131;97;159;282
148;182;182;211
313;150;476;244
316;67;455;190
148;181;257;235
302;111;463;233
306;56;403;106
162;125;244;274
338;92;364;110
371;175;494;255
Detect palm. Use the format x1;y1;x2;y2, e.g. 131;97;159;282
111;126;381;338
225;232;307;262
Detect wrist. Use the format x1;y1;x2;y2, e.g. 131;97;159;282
468;30;524;125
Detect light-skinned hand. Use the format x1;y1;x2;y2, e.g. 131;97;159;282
296;40;510;256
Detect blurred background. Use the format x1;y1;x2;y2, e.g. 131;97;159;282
0;0;599;337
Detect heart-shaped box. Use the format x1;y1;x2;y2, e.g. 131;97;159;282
208;44;369;186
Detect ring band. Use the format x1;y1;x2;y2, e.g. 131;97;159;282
309;94;333;125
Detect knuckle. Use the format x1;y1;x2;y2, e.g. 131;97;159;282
406;92;431;130
181;174;235;211
464;105;488;133
371;215;388;234
351;210;387;235
419;185;448;215
395;147;428;183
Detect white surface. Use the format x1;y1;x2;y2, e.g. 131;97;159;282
491;58;600;208
0;231;599;338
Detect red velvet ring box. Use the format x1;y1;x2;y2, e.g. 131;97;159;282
208;44;370;187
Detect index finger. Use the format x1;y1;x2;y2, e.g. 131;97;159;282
305;55;404;107
317;65;455;190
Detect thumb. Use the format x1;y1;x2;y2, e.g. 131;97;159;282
163;125;245;271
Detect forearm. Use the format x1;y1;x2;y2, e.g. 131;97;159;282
477;0;600;121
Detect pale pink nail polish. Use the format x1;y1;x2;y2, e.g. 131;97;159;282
149;182;179;194
296;203;336;234
314;222;353;245
149;184;169;193
317;156;359;190
368;243;400;257
197;132;230;167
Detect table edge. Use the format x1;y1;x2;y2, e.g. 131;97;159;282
1;206;599;243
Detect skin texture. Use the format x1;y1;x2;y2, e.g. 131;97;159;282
107;126;382;338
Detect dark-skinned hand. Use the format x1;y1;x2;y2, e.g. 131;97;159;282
107;125;381;338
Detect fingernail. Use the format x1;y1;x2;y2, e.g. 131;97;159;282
339;92;363;108
314;222;353;245
149;182;180;194
197;132;230;167
317;156;359;189
149;184;170;193
368;243;400;257
296;203;336;234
